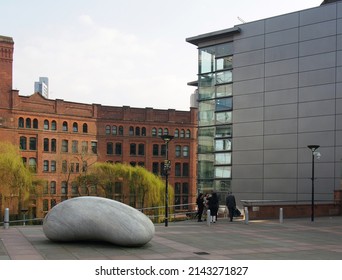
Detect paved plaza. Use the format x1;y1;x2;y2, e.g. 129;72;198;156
1;216;342;260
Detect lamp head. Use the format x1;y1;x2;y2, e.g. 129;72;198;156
161;134;174;143
307;145;320;152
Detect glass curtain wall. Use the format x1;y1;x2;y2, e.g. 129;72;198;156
197;42;233;194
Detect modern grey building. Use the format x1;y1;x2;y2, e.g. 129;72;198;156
34;77;49;98
187;0;342;205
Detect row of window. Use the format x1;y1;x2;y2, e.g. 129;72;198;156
20;136;98;154
106;142;190;157
18;117;88;133
105;125;191;138
23;157;88;174
42;180;190;197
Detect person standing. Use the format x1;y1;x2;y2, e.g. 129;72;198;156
225;192;236;222
208;191;219;223
195;193;204;222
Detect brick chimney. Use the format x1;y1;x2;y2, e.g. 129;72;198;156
0;35;14;108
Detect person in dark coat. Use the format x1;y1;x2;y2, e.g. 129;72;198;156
195;193;204;222
208;192;219;223
225;192;236;222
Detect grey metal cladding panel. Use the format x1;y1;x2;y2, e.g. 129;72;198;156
234;35;264;54
335;147;342;163
338;19;342;34
233;122;263;137
299;99;336;117
337;99;342;114
265;28;299;48
233;49;265;68
339;2;342;19
299;68;336;87
233;78;264;95
232;165;263;179
336;130;342;145
264;164;297;178
338;67;342;82
336;114;342;130
264;179;297;193
264;119;298;135
265;88;298;106
232;179;263;193
265;73;298;92
233;136;263;151
236;20;265;39
265;58;298;77
265;12;299;33
338;51;342;66
264;149;297;164
338;83;342;98
233;150;263;164
298;178;335;196
298;131;335;147
298;162;335;178
234;64;264;82
299;52;336;72
338;35;342;50
264;192;298;201
233;107;263;123
299;84;335;102
264;104;297;120
300;20;337;41
300;4;337;26
298;115;335;132
265;43;298;63
299;36;336;56
264;134;298;149
233;93;264;109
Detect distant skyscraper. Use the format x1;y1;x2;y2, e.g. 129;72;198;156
34;77;49;98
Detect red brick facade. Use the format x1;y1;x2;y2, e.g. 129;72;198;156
0;36;198;219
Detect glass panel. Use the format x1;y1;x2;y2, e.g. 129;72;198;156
215;166;231;178
216;111;232;125
197;179;214;192
216;84;232;97
199;47;215;74
198;86;215;100
199;73;215;87
216;97;232;111
198;100;215;126
216;70;232;84
51;121;57;130
198;136;214;153
216;56;233;71
215;153;231;165
215;139;232;151
214;180;231;192
216;125;232;138
216;42;233;57
198;154;214;179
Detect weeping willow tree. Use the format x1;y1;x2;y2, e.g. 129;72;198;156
0;142;34;218
74;162;174;222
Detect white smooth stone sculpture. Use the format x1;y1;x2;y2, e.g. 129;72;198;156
43;196;155;246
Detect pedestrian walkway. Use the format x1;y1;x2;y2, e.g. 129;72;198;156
1;216;342;260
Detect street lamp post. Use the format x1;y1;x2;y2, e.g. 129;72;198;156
307;145;320;222
161;134;174;227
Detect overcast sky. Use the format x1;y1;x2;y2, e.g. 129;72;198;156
0;0;321;110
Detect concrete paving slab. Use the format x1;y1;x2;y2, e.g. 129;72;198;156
1;216;342;260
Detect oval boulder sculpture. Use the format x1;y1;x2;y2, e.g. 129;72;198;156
43;196;155;247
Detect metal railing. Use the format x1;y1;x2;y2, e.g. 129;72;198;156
241;199;337;206
1;203;199;227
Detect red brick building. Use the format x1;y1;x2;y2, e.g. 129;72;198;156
0;35;197;219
